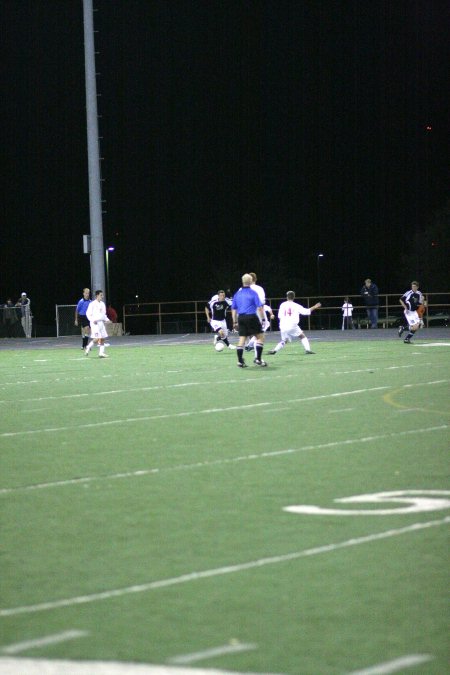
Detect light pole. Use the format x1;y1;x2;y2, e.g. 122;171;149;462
317;253;324;329
317;253;324;296
105;246;115;302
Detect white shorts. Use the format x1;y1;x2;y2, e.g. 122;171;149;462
90;320;108;339
280;325;302;341
210;319;228;336
404;310;420;328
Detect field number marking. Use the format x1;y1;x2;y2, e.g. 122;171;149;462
284;490;450;516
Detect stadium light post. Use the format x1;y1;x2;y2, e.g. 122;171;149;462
317;253;324;329
317;253;324;295
105;246;115;302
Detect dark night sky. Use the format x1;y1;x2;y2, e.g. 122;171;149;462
2;0;449;326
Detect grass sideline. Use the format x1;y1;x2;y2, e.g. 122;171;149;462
0;335;449;674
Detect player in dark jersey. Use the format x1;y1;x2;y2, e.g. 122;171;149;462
205;290;235;349
398;281;424;343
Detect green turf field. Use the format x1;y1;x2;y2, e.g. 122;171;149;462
1;336;449;674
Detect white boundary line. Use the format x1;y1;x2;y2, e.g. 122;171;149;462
168;643;257;665
1;516;448;617
346;653;434;674
0;630;88;654
0;657;268;674
0;423;447;495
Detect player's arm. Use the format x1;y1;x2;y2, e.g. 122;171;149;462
231;308;238;327
205;305;211;322
310;302;322;312
74;303;79;325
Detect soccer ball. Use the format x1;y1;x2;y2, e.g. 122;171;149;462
215;342;225;352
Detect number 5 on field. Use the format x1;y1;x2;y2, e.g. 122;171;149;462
283;490;450;515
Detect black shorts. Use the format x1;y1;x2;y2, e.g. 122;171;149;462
238;314;263;337
79;315;90;328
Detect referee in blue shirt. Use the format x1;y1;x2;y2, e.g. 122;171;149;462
231;273;267;368
74;288;91;350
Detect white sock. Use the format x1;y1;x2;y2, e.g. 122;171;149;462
99;344;105;355
247;337;255;348
301;336;311;351
275;341;285;352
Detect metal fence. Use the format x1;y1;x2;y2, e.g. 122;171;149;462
119;293;449;336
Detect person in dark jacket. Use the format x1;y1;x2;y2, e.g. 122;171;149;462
360;278;379;328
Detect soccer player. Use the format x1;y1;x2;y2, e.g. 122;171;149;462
398;281;424;344
85;290;111;358
245;303;275;354
74;287;91;350
205;290;235;349
231;274;267;367
269;291;321;355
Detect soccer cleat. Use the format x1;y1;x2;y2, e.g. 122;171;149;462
268;349;277;355
237;361;248;368
99;353;109;358
244;345;253;351
403;337;411;344
227;344;236;349
253;358;267;367
305;350;315;354
398;326;404;337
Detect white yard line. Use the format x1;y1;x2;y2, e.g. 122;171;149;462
0;423;447;495
3;376;448;436
0;630;88;654
0;375;291;403
0;385;391;437
346;653;434;674
168;643;257;665
1;516;448;617
0;360;438;395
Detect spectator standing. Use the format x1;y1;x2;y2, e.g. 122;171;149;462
341;297;354;330
360;278;379;328
2;299;19;337
74;288;91;350
17;293;32;338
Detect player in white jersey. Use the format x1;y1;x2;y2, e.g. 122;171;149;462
85;290;111;358
268;291;321;355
